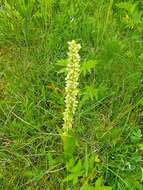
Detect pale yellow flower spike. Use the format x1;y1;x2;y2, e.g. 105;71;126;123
63;40;81;133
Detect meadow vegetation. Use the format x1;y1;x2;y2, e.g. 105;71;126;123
0;0;143;189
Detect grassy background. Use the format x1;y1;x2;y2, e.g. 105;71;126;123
0;0;143;189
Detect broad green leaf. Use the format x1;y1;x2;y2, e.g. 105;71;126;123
71;160;83;173
56;59;68;74
63;160;83;185
81;85;98;102
56;59;68;66
95;177;112;190
81;184;95;190
63;134;76;161
81;60;97;76
66;158;75;172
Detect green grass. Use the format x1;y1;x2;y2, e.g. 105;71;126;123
0;0;143;189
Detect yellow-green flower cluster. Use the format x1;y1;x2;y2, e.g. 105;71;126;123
63;40;81;133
